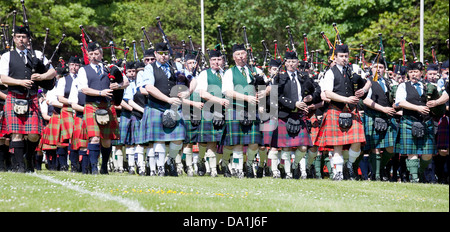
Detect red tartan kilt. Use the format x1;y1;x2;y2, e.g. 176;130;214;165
0;104;7;138
5;92;43;135
59;106;74;142
81;102;120;140
436;116;449;149
307;114;320;142
72;115;88;150
314;104;366;148
41;113;61;145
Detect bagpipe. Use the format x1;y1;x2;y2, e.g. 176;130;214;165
79;25;125;106
19;0;57;91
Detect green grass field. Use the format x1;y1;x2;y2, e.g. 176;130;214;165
0;170;448;212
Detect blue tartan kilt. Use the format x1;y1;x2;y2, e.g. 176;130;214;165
140;104;186;143
222;109;262;146
117;111;133;145
182;113;199;144
197;111;224;143
396;116;436;155
363;110;399;150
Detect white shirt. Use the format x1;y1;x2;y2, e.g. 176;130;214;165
395;81;424;104
320;63;365;92
55;73;77;97
67;79;80;105
221;65;264;94
45;84;59;105
0;48;53;76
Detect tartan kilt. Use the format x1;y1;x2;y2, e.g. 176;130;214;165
41;112;61;145
81;102;120;140
0;104;8;138
396;116;436;155
314;104;366;148
182;113;199;144
197;110;224;143
5;92;43;135
130;115;143;145
363;109;399;150
71;115;88;150
307;114;321;143
272;114;312;148
59;106;74;142
140;104;185;142
436;115;449;149
261;118;278;147
117;111;133;145
222;109;262;146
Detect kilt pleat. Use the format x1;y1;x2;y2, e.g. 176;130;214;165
197;110;224;143
222;109;262;146
362;109;399;150
260;118;278;147
117;111;132;145
71;115;88;150
436;116;449;149
0;105;8;138
5;92;43;135
396;116;436;155
41;113;61;145
272;115;312;148
59;106;74;142
140;103;185;142
314;104;366;148
81;102;120;140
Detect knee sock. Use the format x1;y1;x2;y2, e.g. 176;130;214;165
232;151;244;173
313;154;322;177
146;147;156;172
115;148;124;171
126;147;135;169
258;148;267;167
419;158;432;178
369;153;381;179
332;154;344;174
406;158;420;182
0;144;8;171
100;146;112;172
246;148;258;167
87;143;101;174
281;150;291;175
135;146;145;173
222;147;232;168
359;155;370;179
268;149;279;173
307;149;318;167
80;150;89;174
183;147;193;167
56;147;68;169
10;141;25;172
294;149;307;167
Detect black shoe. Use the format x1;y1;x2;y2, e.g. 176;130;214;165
167;158;178;177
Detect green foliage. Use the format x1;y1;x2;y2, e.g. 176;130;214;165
1;0;448;65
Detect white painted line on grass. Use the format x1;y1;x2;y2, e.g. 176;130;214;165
30;173;150;212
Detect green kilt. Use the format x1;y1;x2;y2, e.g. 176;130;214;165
363;109;399;150
396;115;436;155
197;110;224;143
222;108;262;146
